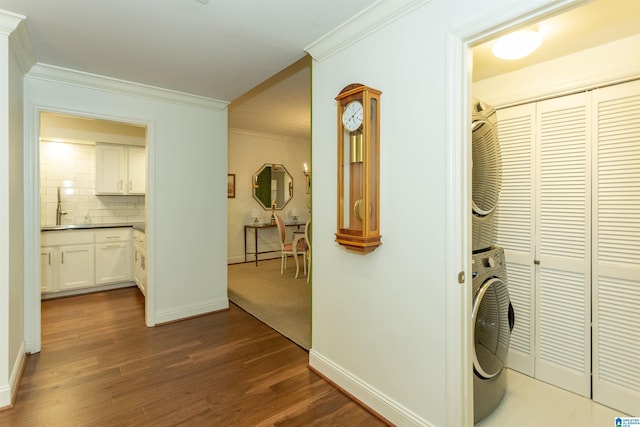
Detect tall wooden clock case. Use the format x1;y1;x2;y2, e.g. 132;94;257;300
335;84;382;253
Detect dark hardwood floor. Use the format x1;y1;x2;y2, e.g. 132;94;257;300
0;287;387;426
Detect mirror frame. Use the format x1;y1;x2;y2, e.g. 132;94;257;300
252;163;293;210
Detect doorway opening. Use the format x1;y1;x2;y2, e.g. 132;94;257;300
28;108;153;354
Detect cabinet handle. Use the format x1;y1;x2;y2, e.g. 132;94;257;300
119;179;123;190
141;255;145;269
106;244;121;248
48;253;51;265
106;236;119;239
61;252;64;264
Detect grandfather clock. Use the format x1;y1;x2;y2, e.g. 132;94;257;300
335;83;381;253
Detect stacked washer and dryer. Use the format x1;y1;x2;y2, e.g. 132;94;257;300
471;99;515;423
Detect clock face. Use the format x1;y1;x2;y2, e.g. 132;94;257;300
342;100;364;132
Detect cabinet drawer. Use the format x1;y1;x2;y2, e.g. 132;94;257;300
41;230;94;246
95;228;131;243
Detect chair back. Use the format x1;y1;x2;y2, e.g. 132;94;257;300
274;213;286;247
304;219;311;250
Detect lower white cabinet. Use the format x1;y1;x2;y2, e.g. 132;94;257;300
41;227;135;295
41;230;95;292
95;228;132;285
133;229;147;295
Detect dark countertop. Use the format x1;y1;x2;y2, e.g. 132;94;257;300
41;222;145;233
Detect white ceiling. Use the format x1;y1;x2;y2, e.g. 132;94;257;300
1;0;638;140
472;0;640;82
0;0;375;102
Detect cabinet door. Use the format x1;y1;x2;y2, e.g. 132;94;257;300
40;247;55;293
96;242;132;284
59;244;95;291
96;144;125;194
133;245;142;286
127;147;146;194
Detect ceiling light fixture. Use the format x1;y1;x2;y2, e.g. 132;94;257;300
492;30;542;60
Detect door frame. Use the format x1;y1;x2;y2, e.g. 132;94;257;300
24;104;155;353
444;0;588;424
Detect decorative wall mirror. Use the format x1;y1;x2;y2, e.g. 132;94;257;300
252;163;293;210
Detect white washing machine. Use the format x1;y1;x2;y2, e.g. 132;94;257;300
472;246;514;423
472;98;502;253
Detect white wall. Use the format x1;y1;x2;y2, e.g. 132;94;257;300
227;128;310;264
0;11;29;409
307;0;556;425
24;65;229;331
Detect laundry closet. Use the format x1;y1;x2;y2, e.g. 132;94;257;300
474;34;639;417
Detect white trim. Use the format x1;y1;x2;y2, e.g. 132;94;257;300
0;12;35;74
228;127;309;145
0;9;23;35
154;297;229;325
309;350;433;427
0;340;25;408
444;29;473;427
26;64;229;111
304;0;431;62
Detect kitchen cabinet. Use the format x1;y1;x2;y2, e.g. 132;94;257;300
40;247;54;293
95;143;146;195
133;229;147;295
95;228;132;285
41;230;95;292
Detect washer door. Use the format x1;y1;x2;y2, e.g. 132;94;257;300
471;113;501;218
472;277;513;379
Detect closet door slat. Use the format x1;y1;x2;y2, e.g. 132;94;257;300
534;92;591;397
592;80;640;416
495;103;536;375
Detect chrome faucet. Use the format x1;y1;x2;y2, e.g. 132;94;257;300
56;186;67;225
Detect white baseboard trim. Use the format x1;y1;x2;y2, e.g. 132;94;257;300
0;340;26;409
309;350;433;427
155;297;229;324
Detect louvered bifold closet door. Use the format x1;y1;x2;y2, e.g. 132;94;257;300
495;103;536;376
535;93;591;397
592;80;640;416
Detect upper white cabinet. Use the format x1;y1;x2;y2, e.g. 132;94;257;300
96;143;146;195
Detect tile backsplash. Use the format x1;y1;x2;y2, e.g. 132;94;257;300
40;141;145;226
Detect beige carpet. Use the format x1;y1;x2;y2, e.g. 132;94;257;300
228;258;310;350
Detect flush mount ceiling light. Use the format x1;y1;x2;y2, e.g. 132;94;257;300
492;30;542;60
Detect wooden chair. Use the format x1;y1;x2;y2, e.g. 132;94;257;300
274;213;306;275
292;219;311;280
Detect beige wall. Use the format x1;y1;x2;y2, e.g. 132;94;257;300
227;128;310;264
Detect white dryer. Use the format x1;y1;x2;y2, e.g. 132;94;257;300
472;98;501;253
472;246;514;423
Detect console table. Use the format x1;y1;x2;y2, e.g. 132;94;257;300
244;222;301;266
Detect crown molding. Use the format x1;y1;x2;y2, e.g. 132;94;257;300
26;63;229;111
0;10;36;73
0;9;23;35
304;0;431;62
229;127;309;145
